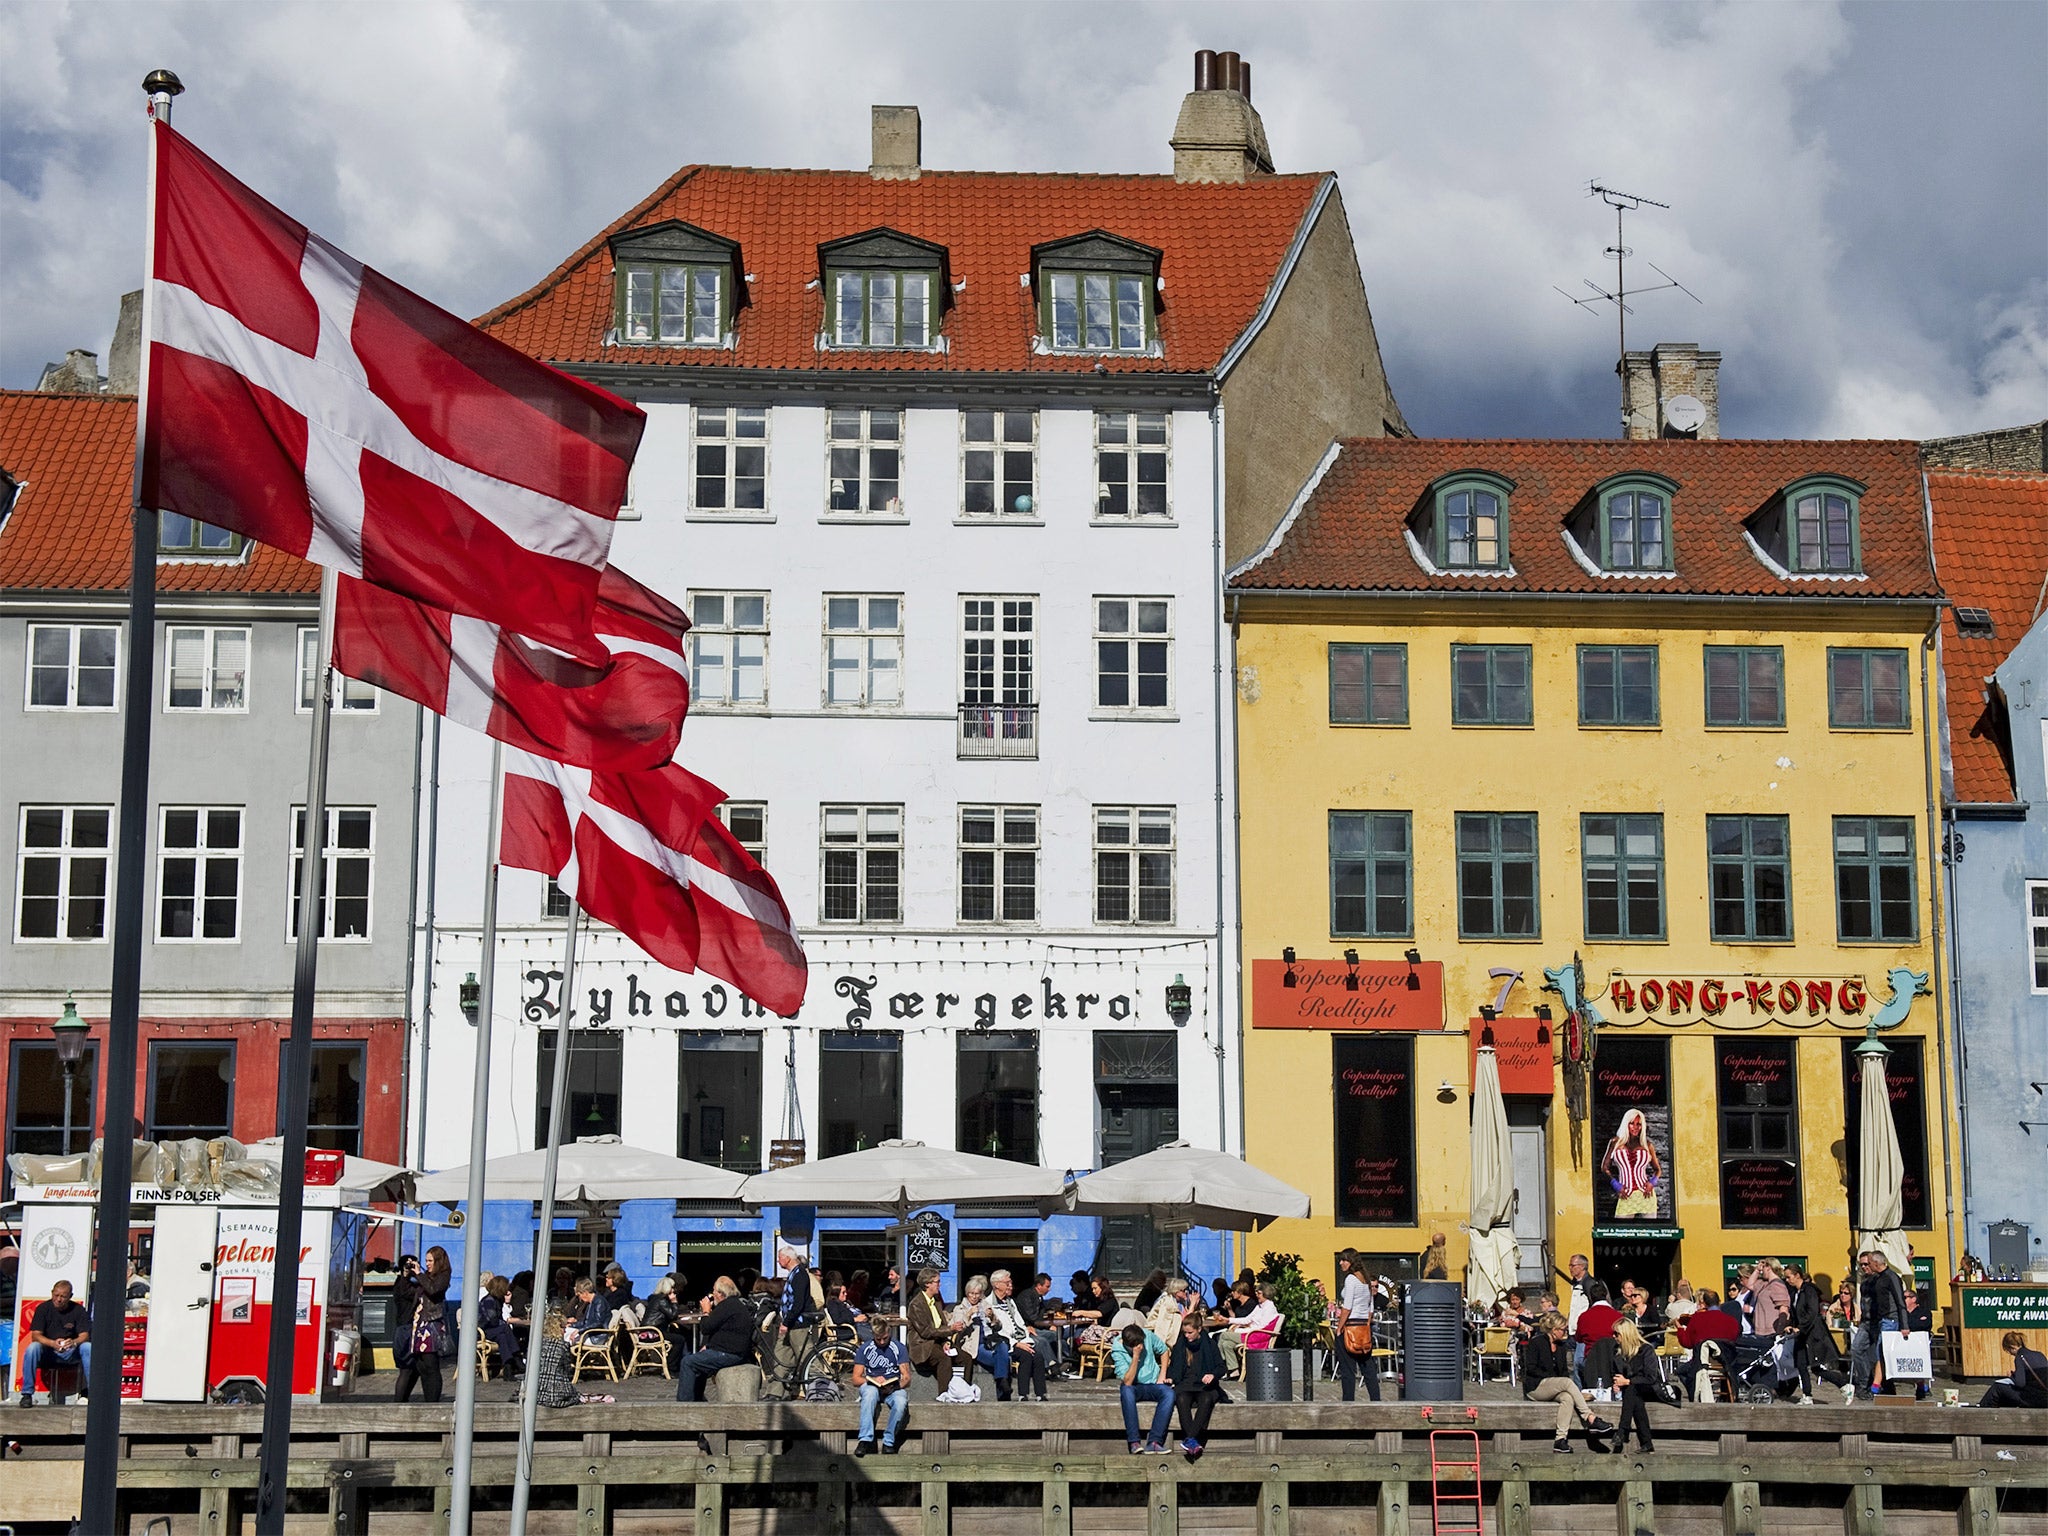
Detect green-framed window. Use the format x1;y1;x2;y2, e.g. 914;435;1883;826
1598;482;1671;571
1429;477;1510;570
1708;815;1791;942
1834;815;1917;942
1583;813;1664;940
1456;812;1540;939
158;513;243;558
1330;811;1411;938
1828;648;1909;730
1704;646;1785;727
1578;645;1659;726
1789;479;1861;573
1329;643;1408;725
1452;644;1532;725
618;262;724;345
832;269;933;348
1044;271;1150;352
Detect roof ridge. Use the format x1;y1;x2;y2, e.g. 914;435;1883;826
1336;435;1925;449
1927;467;2048;484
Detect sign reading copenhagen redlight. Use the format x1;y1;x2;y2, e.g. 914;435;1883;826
1251;959;1445;1031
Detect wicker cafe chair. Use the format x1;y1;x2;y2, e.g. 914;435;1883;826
1075;1337;1112;1381
625;1325;672;1379
475;1337;500;1381
570;1325;621;1383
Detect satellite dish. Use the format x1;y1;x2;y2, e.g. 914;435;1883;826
1664;395;1706;434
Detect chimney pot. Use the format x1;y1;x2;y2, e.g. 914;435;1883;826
1194;49;1216;90
870;104;921;180
1239;60;1251;102
1216;50;1241;93
1172;50;1273;182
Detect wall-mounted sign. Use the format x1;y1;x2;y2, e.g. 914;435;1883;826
1333;1034;1417;1226
905;1211;951;1272
1592;1037;1674;1226
1602;973;1886;1024
1717;1039;1804;1228
1469;1018;1555;1095
1253;959;1444;1032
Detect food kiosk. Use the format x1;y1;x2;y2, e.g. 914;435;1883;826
1949;1280;2048;1381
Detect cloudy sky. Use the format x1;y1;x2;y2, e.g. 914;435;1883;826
3;0;2042;439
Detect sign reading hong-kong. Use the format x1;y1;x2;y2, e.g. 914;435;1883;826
1605;973;1873;1021
1251;959;1445;1031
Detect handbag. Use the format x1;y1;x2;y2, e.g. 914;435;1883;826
412;1300;451;1359
1342;1322;1374;1354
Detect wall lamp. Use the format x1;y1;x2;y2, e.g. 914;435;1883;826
458;972;481;1023
1404;948;1423;991
1478;1005;1498;1023
1282;947;1298;988
1436;1080;1458;1104
1165;974;1193;1026
1343;949;1360;991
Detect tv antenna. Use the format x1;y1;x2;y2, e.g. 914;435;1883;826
1555;182;1701;435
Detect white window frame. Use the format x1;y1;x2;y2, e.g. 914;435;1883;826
958;805;1039;924
691;405;769;515
820;805;902;925
15;805;112;943
1093;597;1174;715
822;594;902;709
26;623;120;711
165;625;250;713
157;806;243;943
831;270;934;350
825;406;904;516
1094;411;1171;521
1045;270;1151;353
960;408;1038;518
289;805;374;942
686;591;769;709
718;802;767;862
2030;881;2048;995
620;262;724;347
1094;806;1176;925
298;627;378;713
960;596;1035;705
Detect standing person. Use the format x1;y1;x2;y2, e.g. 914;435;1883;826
1600;1317;1658;1454
1783;1264;1844;1403
1848;1251;1907;1404
1112;1323;1175;1455
1977;1332;2048;1409
395;1247;452;1403
1563;1254;1592;1332
17;1280;91;1405
851;1321;912;1455
1335;1248;1382;1401
905;1267;963;1400
1522;1312;1611;1454
1417;1233;1449;1281
770;1254;825;1394
389;1254;421;1381
1166;1311;1227;1461
1749;1261;1791;1338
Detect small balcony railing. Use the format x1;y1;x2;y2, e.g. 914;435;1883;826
958;703;1038;759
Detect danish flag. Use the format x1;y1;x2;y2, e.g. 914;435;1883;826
500;751;808;1016
137;121;642;663
332;565;691;773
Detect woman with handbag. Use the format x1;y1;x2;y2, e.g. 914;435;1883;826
1335;1248;1381;1401
395;1246;452;1403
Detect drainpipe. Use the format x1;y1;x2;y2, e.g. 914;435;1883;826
1210;392;1230;1159
1919;624;1961;1275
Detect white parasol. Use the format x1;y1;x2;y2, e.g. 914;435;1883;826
414;1134;744;1205
1853;1040;1913;1275
1466;1046;1522;1310
1068;1140;1309;1232
736;1139;1070;1215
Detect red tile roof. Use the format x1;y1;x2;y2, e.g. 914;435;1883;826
478;166;1327;375
0;390;316;595
1229;437;1940;600
1927;469;2048;803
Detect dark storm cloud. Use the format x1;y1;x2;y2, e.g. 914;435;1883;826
2;0;2041;437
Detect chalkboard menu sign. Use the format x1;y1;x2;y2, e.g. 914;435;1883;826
905;1210;951;1272
1842;1037;1931;1230
1717;1038;1802;1228
1333;1034;1416;1226
1592;1036;1674;1225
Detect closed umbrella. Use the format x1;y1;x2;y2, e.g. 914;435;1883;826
1854;1039;1912;1276
737;1139;1070;1215
1466;1046;1521;1310
1068;1140;1309;1231
414;1134;745;1205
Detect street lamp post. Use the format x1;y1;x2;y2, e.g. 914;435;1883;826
50;993;89;1158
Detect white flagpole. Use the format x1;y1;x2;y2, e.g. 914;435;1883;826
511;896;583;1536
449;739;505;1530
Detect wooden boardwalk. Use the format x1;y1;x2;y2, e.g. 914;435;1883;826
2;1398;2044;1534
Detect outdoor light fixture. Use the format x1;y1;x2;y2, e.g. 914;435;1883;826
50;994;89;1159
1164;974;1193;1026
458;972;481;1023
1282;946;1298;988
1343;949;1360;991
1404;948;1423;991
1480;1023;1497;1047
1478;1005;1498;1023
1436;1080;1457;1104
1535;1004;1553;1021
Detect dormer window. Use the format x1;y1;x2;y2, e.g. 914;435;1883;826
819;229;948;351
1568;474;1676;573
158;513;244;559
608;220;742;348
1411;472;1512;571
1031;232;1162;355
1746;476;1864;576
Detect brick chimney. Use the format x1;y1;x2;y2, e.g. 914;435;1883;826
1621;342;1720;440
109;290;143;395
1171;49;1274;183
35;349;103;394
870;105;921;180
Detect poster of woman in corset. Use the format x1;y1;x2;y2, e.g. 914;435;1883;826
1601;1108;1664;1220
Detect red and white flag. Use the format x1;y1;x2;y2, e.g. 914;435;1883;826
332;565;690;773
138;121;643;663
501;750;808;1016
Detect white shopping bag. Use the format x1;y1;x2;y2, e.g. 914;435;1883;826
1880;1330;1932;1381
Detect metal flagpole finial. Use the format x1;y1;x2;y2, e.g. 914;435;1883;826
143;69;184;121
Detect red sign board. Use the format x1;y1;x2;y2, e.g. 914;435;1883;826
1251;959;1444;1031
1469;1017;1555;1096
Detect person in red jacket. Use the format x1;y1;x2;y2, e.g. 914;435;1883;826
1673;1289;1739;1397
1572;1281;1621;1388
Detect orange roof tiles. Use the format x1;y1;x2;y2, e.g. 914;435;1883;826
1230;437;1940;601
0;390;315;595
478;166;1327;375
1928;469;2048;803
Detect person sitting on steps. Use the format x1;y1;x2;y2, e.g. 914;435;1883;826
1522;1310;1612;1454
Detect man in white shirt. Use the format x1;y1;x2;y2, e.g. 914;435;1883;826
1565;1254;1592;1331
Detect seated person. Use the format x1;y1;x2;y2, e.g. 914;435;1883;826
641;1275;690;1363
981;1270;1040;1403
1663;1280;1699;1322
851;1321;912;1454
1012;1271;1060;1390
1218;1281;1282;1377
1166;1311;1227;1461
1573;1281;1620;1388
905;1266;965;1397
568;1277;612;1339
479;1274;525;1376
868;1266;902;1317
1111;1324;1175;1455
1495;1289;1535;1337
1144;1278;1193;1344
1673;1292;1740;1396
1210;1279;1235;1315
1069;1270;1096;1313
676;1277;758;1403
18;1280;91;1405
821;1271;860;1329
1978;1330;2048;1410
1523;1310;1611;1454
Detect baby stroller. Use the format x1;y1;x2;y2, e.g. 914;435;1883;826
1722;1331;1798;1405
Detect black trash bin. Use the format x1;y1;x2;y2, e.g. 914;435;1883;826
1242;1348;1293;1402
1401;1280;1465;1400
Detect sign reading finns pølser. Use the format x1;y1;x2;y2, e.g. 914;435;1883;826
1252;959;1445;1031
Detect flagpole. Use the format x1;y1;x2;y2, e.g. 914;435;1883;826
510;895;583;1536
253;560;339;1535
78;68;180;1536
449;739;505;1530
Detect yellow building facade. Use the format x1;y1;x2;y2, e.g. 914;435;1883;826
1230;438;1956;1311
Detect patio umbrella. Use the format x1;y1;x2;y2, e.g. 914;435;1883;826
1465;1046;1521;1310
1853;1039;1913;1275
243;1136;417;1204
1067;1140;1309;1232
736;1138;1070;1215
414;1134;745;1205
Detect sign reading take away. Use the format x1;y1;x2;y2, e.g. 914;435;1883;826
1251;958;1444;1032
1960;1287;2048;1330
